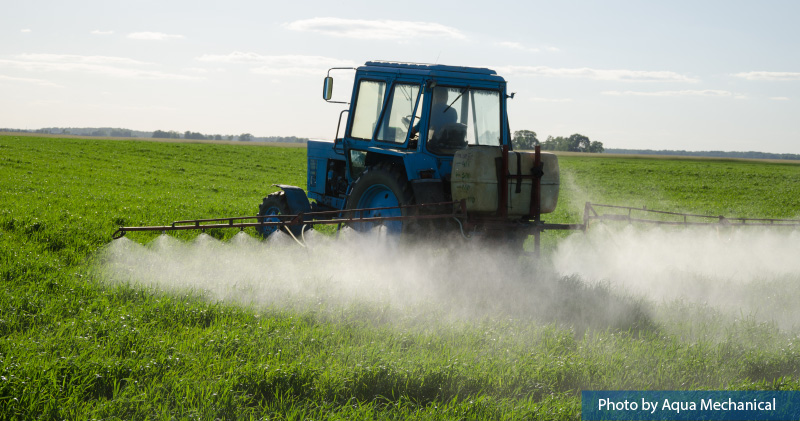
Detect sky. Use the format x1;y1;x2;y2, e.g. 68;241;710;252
2;0;799;154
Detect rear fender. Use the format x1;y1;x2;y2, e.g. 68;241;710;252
273;184;312;215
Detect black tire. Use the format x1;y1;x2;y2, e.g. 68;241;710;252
345;162;414;234
257;192;289;239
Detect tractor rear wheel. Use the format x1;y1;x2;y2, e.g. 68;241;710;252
345;162;413;235
257;192;289;239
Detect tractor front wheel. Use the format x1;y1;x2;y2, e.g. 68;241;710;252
257;192;289;239
345;162;413;235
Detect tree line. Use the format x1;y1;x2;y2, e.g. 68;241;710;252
152;130;243;141
16;127;144;137
512;130;604;153
151;130;308;143
0;127;312;143
606;148;800;161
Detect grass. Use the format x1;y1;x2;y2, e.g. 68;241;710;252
2;135;800;419
555;154;800;218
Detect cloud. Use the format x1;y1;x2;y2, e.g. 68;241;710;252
733;71;800;81
602;89;743;98
127;32;185;41
196;52;357;76
496;41;540;53
196;51;271;64
0;54;201;80
183;67;224;74
91;30;114;35
284;17;465;40
21;29;32;33
496;42;559;53
15;53;148;66
771;96;790;101
499;65;698;82
530;97;573;103
0;74;60;87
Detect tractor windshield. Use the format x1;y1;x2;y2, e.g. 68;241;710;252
377;83;421;143
427;86;501;155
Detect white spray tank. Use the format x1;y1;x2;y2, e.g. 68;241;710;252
451;146;560;216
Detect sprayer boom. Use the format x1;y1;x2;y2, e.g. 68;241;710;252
585;203;800;228
111;201;798;257
111;201;469;240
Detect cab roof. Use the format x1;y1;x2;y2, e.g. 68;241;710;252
364;61;496;75
360;61;505;83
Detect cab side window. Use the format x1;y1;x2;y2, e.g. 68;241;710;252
350;80;386;140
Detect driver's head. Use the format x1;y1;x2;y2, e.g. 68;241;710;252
433;88;448;104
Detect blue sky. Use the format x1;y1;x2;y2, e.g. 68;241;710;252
2;0;799;153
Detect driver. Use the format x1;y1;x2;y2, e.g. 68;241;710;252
429;87;457;136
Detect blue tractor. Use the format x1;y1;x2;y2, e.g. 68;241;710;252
114;61;799;246
112;61;574;252
256;61;563;246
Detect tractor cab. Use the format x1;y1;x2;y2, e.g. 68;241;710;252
309;61;512;215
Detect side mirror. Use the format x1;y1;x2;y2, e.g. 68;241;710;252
322;76;333;101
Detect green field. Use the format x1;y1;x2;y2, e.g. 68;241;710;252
2;135;800;420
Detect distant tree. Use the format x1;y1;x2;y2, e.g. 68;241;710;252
184;131;207;140
568;134;591;152
214;134;222;140
152;130;180;139
227;135;234;141
541;133;603;153
239;133;253;141
541;135;569;151
110;128;132;137
512;130;539;150
588;141;604;153
541;136;553;150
